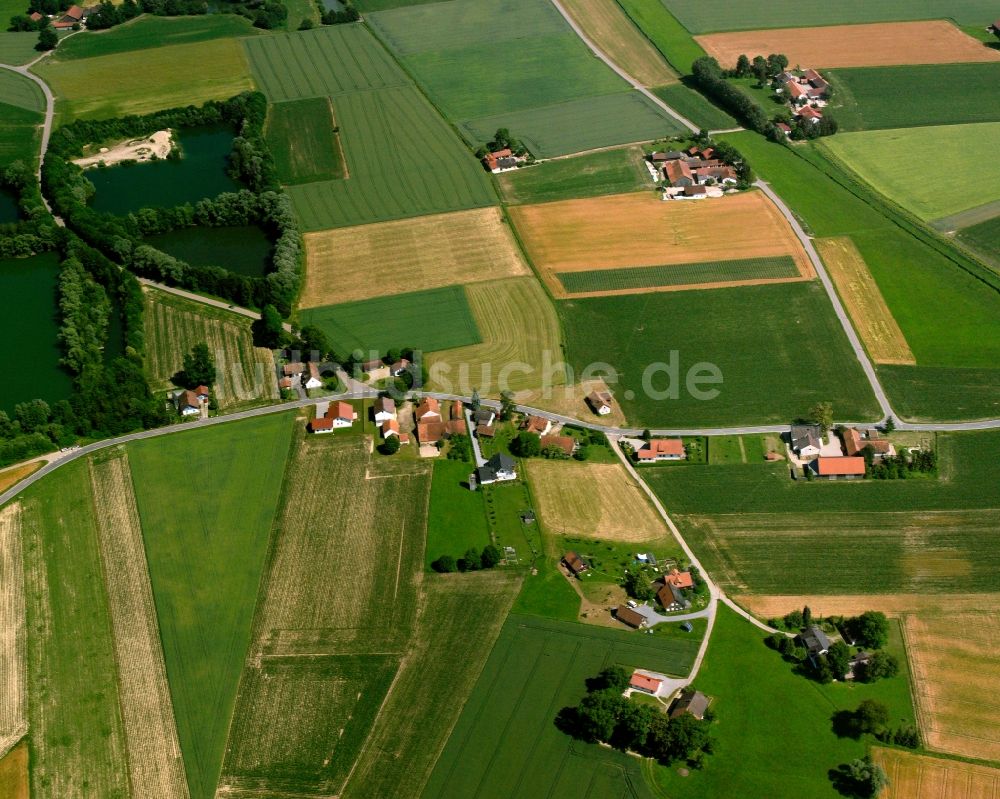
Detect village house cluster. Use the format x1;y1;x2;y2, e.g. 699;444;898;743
650;145;739;200
482;148;527;174
774;68;830;133
790;423;897;479
28;3;95;28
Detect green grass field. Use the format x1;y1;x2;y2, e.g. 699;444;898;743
369;0;686;157
559;281;880;427
958;212;1000;251
128;414;294;799
653;82;737;129
877;364;1000;422
616;0;706;74
462;91;686;158
682;507;1000;595
266;97;345;185
0;32;38;66
19;460;130;799
244;25;407;102
300;285;481;355
660;0;999;33
285;85;495;229
400;33;626;121
0;68;44;112
0;102;41;167
826;64;1000;131
224;654;398;793
425;459;490;569
423;614;700;799
497;146;650;205
355;0;439;8
36;37;254;122
650;606;914;798
282;0;318;31
53;14;262;61
823;124;1000;221
647;430;1000;515
342;572;523;799
722;133;1000;380
557;256;800;292
707;434;767;464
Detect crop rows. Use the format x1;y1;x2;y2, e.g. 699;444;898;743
145;289;278;408
301;284;481;356
286;85;495;230
267;97;346;186
0;504;25;756
244;25;408;103
89;454;189;799
557;255;800;294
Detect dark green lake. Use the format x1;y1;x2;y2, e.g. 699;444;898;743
86;125;240;216
0;252;74;414
144;224;273;277
0;188;20;225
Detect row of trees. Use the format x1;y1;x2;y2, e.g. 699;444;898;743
0;161;59;258
431;544;503;573
44;92;302;315
57;256;111;374
691;56;784;141
865;448;936;479
556;667;713;767
732;52;789;83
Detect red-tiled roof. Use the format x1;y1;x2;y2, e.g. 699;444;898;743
415;397;441;420
630;673;662;692
664;159;693;184
665;569;694;589
637;439;685;459
540;435;574;456
330;401;354;420
382;419;400;434
308;417;334;432
523;415;549;434
816;456;866;476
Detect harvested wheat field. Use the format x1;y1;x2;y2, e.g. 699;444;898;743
251;433;431;657
738;593;1000;763
526;460;667;542
89;453;189;799
696;21;1000;70
300;207;529;308
0;504;26;754
426;277;564;396
0;463;40;496
509;190;812;297
876;747;1000;799
817;237;915;365
145;288;278;408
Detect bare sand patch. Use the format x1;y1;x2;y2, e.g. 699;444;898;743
817;236;915;365
73;129;173;168
89;454;189;799
526;460;667;542
300;207;530;308
508;190;812;297
0;504;26;756
696;21;1000;69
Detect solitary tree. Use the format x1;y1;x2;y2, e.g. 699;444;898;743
511;431;541;457
181;342;215;388
802;605;812;626
853;699;890;736
883;415;896;433
735;53;751;77
36;24;57;51
853;611;890;649
809;401;834;433
499;390;517;421
379;434;400;456
825;641;851;681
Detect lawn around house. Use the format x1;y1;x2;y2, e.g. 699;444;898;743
649;605;914;799
426;458;490;569
128;413;294;799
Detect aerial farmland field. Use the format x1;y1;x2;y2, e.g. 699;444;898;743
525;460;668;542
144;289;279;409
0;70;44;113
0;103;41;166
423;614;700;799
301;285;481;356
128;414;294;799
497;146;651;205
559;281;880;427
510;190;813;297
876;748;1000;799
266;97;346;186
659;0;1000;33
300;207;529;307
0;32;37;66
826;63;1000;131
696;21;1000;70
424;277;564;395
35;38;254;122
823;124;1000;222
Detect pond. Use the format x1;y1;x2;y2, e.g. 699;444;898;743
143;224;273;277
85;124;241;216
0;188;20;225
0;252;74;414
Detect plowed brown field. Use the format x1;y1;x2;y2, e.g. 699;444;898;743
696;21;1000;69
508;190;812;296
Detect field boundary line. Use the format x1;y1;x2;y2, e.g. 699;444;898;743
0;503;27;757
